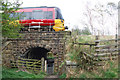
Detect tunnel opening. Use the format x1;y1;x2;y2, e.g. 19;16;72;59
23;47;49;60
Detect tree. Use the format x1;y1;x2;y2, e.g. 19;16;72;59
2;0;23;38
72;25;82;35
81;27;91;35
72;26;91;35
82;2;95;35
106;2;118;35
82;2;117;35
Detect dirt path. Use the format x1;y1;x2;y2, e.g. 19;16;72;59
45;75;59;78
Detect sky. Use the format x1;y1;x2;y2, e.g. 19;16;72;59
9;0;120;35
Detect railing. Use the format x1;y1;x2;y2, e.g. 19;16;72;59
72;42;96;53
20;22;69;32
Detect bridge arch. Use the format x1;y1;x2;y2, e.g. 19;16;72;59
18;44;55;60
18;42;58;56
22;47;50;60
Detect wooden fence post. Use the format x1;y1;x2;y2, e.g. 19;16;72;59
45;60;47;72
95;35;99;46
95;35;99;55
90;45;92;54
115;34;118;48
95;35;99;42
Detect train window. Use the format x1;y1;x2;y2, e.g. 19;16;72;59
32;11;44;19
9;13;14;18
10;12;32;20
20;12;32;20
11;11;53;20
44;11;53;19
56;10;63;20
9;13;18;19
32;11;53;19
59;12;63;20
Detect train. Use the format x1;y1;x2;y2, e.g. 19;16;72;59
10;6;68;31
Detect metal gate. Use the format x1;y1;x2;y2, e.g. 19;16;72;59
47;59;54;75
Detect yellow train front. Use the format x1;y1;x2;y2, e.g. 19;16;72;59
11;6;68;31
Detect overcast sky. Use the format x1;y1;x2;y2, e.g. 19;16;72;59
9;0;119;35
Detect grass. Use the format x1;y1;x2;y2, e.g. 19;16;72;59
2;67;46;78
70;60;118;78
59;73;66;78
79;74;87;78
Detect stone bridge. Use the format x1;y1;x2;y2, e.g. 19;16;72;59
2;29;71;75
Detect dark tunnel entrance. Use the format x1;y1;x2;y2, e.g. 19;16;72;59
24;47;49;60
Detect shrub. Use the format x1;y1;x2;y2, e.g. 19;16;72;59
2;0;23;38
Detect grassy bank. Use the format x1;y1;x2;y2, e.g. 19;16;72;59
2;67;46;78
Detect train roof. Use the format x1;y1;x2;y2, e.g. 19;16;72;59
20;6;60;9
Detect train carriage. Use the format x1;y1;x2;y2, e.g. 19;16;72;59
10;6;68;31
